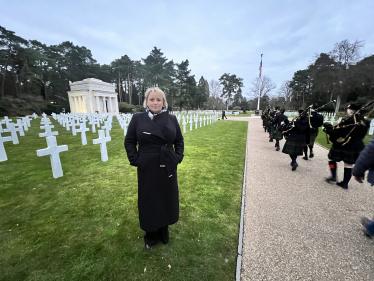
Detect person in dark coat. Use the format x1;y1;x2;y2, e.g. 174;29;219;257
271;108;287;151
267;108;276;141
324;104;369;189
352;137;374;237
124;87;184;248
302;104;324;160
222;110;228;120
282;109;309;171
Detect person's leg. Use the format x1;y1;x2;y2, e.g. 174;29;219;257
308;144;314;158
336;162;353;189
275;139;280;151
302;146;308;160
291;155;298;171
326;159;337;183
158;225;169;244
144;231;159;248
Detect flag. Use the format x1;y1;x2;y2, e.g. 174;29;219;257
259;55;263;77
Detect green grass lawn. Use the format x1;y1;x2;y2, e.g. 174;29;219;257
0;117;248;281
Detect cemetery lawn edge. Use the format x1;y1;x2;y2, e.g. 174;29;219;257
0;118;247;281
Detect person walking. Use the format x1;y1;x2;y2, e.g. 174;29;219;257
352;137;374;237
282;109;309;171
271;108;287;151
124;87;184;249
325;104;369;189
222;110;228;120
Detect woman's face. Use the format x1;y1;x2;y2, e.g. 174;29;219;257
347;109;355;116
147;91;164;113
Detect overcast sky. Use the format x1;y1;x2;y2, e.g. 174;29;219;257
2;0;373;97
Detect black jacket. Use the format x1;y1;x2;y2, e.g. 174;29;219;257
124;112;184;231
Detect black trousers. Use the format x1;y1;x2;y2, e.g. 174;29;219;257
144;225;169;246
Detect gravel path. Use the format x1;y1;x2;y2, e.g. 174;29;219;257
240;118;374;280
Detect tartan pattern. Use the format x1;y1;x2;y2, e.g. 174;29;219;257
282;139;305;156
309;132;318;146
267;124;275;134
272;129;283;140
328;146;363;164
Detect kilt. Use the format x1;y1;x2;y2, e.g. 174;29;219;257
282;139;305;156
328;146;363;164
268;124;275;134
272;129;283;140
309;132;318;146
262;119;268;127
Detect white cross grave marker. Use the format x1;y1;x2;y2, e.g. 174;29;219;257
189;117;193;131
36;136;68;178
76;122;89;145
182;117;187;134
39;124;58;138
102;121;111;138
4;123;19;144
199;116;202;127
0;132;12;161
93;130;111;162
203;116;206;126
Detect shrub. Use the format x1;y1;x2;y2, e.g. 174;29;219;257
0;95;49;117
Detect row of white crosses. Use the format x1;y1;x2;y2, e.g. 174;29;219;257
175;113;219;134
36;113;114;178
0;115;32;161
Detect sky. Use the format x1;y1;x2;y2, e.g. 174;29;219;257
1;0;373;98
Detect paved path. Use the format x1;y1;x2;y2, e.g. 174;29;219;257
239;118;374;280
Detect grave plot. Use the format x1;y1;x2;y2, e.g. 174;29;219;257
0;115;248;281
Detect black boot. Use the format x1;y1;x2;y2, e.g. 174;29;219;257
144;231;159;249
302;146;308;160
309;146;314;158
337;167;352;189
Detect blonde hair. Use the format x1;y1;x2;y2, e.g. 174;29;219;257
143;87;168;109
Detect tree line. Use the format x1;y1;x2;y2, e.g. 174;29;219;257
247;40;374;112
1;25;248;113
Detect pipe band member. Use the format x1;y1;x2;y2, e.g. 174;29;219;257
267;108;276;141
125;87;184;249
271;108;287;151
282;109;309;171
303;103;324;160
325;103;369;189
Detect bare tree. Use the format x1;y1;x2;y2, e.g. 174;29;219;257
208;79;221;110
329;39;364;112
330;39;364;69
277;80;293;109
248;75;276;109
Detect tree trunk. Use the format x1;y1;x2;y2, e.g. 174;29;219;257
43;81;49;101
1;59;9;100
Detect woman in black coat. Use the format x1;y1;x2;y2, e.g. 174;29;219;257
124;87;184;248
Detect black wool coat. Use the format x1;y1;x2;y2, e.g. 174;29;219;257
124;112;184;232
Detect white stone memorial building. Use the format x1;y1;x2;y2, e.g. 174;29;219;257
67;78;119;114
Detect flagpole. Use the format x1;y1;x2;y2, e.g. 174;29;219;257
257;54;263;110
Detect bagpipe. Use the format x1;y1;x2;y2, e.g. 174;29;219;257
323;100;374;146
271;100;336;138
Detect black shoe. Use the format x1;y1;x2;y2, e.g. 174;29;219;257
302;156;308;160
325;177;337;184
336;181;348;189
276;147;280;151
292;163;298;171
309;153;314;158
361;217;372;228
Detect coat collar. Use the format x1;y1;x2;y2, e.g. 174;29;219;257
141;111;168;140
